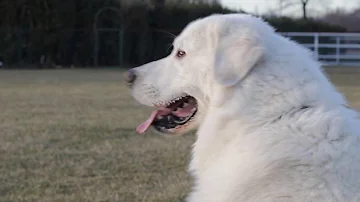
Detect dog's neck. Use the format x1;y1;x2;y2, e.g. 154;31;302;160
208;63;347;128
191;64;349;178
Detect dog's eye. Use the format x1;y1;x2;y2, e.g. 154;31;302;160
176;50;186;58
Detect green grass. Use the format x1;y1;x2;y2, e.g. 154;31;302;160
0;68;359;202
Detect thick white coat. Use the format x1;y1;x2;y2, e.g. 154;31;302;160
131;14;360;202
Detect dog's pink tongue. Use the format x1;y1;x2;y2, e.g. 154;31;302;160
136;108;172;134
136;111;158;134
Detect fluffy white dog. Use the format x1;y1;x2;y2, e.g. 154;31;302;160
126;14;360;202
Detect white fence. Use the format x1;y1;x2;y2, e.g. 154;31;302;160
280;32;360;67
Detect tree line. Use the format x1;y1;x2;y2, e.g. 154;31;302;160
0;0;346;67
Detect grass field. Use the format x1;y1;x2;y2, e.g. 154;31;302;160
0;68;359;202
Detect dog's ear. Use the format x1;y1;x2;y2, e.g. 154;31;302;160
214;28;264;87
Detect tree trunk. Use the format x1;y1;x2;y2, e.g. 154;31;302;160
302;2;307;20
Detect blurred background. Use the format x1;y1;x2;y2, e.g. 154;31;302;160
1;1;360;202
1;0;360;68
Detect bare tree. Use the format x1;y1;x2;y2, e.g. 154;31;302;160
277;0;330;19
301;0;309;19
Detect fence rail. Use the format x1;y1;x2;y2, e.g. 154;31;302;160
280;32;360;66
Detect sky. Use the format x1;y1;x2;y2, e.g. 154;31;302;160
221;0;359;17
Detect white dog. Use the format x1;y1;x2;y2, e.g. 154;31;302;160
126;14;360;202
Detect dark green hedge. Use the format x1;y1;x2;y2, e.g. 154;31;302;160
0;1;347;67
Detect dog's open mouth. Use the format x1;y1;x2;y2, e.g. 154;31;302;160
136;95;198;134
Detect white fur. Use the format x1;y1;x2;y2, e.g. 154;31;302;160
130;14;360;202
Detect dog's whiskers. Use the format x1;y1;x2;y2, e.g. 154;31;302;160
166;44;174;54
154;29;177;39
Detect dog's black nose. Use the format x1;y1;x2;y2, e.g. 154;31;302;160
125;69;137;87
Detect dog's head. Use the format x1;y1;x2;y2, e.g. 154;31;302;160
126;14;275;135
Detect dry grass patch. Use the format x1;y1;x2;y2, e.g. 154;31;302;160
0;68;359;202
